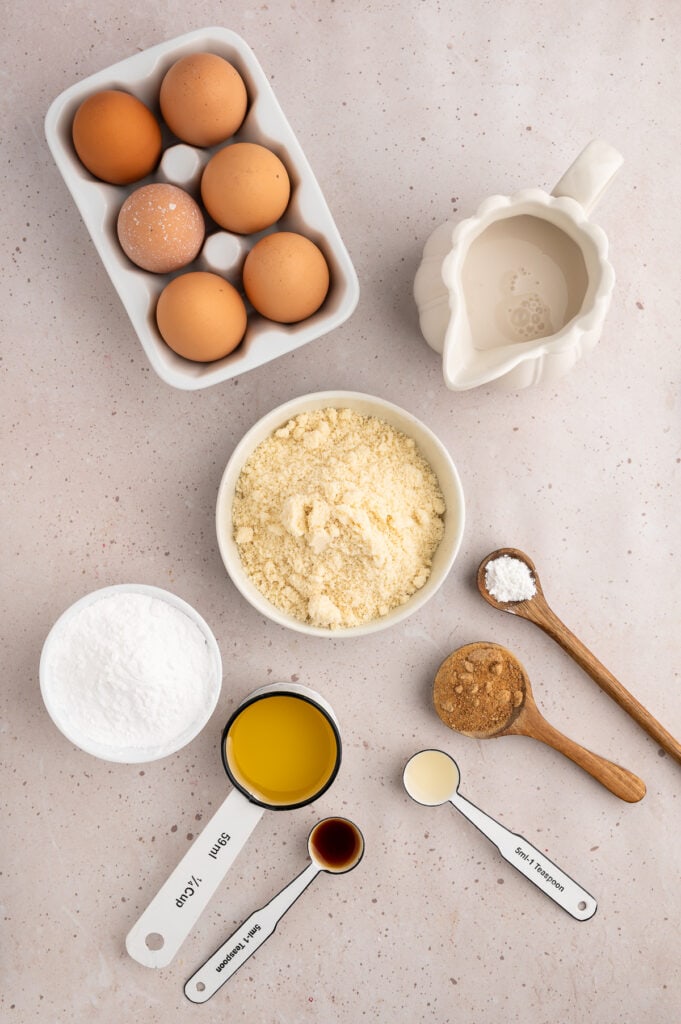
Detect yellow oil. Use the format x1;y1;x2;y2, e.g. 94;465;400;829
225;694;339;806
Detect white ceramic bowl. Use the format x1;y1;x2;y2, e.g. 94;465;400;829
215;391;466;637
44;27;359;390
39;584;222;763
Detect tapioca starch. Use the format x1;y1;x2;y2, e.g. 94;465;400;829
48;591;214;753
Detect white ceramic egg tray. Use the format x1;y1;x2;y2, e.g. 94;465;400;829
44;27;360;390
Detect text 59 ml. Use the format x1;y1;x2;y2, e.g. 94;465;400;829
209;831;231;860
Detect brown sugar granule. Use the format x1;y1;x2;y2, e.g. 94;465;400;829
433;642;527;737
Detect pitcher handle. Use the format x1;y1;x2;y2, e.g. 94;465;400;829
551;139;623;216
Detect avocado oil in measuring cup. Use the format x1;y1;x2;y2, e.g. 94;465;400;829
126;683;341;968
225;693;339;806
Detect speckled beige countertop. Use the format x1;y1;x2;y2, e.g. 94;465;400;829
3;2;681;1021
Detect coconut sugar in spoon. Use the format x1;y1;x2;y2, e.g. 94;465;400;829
433;642;646;802
478;548;681;766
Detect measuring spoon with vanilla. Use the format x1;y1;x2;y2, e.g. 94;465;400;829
433;642;645;802
126;682;341;968
185;817;364;1003
403;749;597;920
478;548;681;765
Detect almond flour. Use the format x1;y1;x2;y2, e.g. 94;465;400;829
232;407;446;628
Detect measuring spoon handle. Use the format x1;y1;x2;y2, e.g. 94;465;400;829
518;712;646;803
450;793;597;921
125;789;264;968
185;861;320;1003
529;598;681;764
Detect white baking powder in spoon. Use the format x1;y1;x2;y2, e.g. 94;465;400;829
484;555;536;603
47;591;215;755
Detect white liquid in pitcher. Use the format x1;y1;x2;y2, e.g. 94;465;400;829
461;215;588;350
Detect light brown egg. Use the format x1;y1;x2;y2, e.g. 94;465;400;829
156;272;247;361
72;89;162;185
201;142;290;234
242;232;330;323
117;183;205;274
159;52;248;147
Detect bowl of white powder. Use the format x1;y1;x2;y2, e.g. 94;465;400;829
39;584;222;762
216;391;465;636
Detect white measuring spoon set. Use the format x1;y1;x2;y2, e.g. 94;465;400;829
127;735;597;1002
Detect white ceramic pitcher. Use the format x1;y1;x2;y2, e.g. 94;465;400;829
414;139;623;390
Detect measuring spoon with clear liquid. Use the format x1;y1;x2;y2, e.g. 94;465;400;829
403;749;597;921
126;683;341;968
185;817;364;1003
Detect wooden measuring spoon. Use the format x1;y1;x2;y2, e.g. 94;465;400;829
433;642;646;802
477;548;681;765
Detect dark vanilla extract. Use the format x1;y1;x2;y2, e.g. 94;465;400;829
309;817;363;872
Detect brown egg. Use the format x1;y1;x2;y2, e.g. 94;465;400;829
71;89;162;185
159;53;248;147
201;143;290;234
243;232;330;323
156;272;247;361
117;183;205;274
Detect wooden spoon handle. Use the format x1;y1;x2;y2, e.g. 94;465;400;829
518;713;646;803
529;597;681;765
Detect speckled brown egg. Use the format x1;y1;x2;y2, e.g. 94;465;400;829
242;232;330;323
156;271;247;361
117;183;205;274
201;142;290;234
159;52;248;147
72;89;162;185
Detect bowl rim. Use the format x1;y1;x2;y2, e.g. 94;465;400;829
39;583;223;763
215;389;466;637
